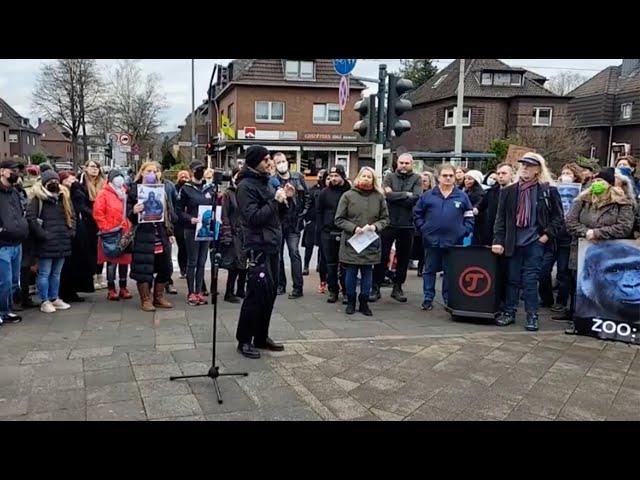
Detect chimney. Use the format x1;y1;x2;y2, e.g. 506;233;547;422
621;59;640;77
38;117;41;126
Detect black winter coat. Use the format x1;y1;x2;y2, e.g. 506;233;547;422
476;184;501;246
128;183;173;285
273;171;310;234
236;167;288;255
316;183;351;237
383;171;422;229
0;183;29;248
177;180;216;229
302;182;323;248
27;183;73;259
493;181;564;257
220;185;247;270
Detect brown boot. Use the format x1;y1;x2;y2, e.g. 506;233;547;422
153;282;173;309
137;283;156;312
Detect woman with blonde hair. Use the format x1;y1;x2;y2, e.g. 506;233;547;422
26;170;75;313
128;161;175;312
335;167;390;316
80;159;106;290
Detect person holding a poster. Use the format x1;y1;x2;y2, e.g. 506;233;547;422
492;153;564;331
176;160;216;307
128;162;175;312
335;167;390;316
564;167;635;333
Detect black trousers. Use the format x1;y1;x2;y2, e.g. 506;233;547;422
320;232;345;294
107;263;128;289
374;227;414;287
175;227;187;275
236;252;279;345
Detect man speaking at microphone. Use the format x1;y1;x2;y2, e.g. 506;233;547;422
235;146;295;359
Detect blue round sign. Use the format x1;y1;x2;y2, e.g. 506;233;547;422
333;59;357;76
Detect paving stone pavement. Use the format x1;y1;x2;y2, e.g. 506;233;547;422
1;267;638;421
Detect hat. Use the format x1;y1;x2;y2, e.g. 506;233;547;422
594;167;615;186
108;169;124;183
41;169;60;185
329;164;347;180
518;152;543;166
464;169;484;186
39;163;53;173
245;145;270;169
189;160;205;172
0;160;22;169
58;171;75;184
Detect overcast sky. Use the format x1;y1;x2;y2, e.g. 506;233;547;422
0;58;622;132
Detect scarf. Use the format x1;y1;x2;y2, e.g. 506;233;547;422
356;181;373;191
516;179;538;228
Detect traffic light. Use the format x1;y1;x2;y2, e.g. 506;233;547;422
353;95;376;142
386;74;413;140
105;141;112;160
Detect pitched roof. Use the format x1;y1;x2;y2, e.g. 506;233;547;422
37;120;71;142
569;63;640;97
407;59;559;106
215;59;366;99
0;97;40;133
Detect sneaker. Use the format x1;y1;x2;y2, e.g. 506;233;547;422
237;343;261;359
40;301;56;313
179;272;187;279
1;313;22;324
302;268;310;276
421;301;433;311
317;282;327;294
196;293;208;305
550;303;566;313
51;299;71;310
496;312;515;327
107;288;120;301
187;294;200;306
277;286;286;295
288;290;303;299
119;287;133;300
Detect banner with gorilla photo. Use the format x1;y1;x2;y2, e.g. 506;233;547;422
575;239;640;345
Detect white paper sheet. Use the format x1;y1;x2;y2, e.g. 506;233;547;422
347;228;379;254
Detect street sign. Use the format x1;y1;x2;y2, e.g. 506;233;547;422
178;141;192;147
339;75;349;111
244;127;256;139
333;59;357;76
120;145;132;153
119;133;131;145
108;133;119;144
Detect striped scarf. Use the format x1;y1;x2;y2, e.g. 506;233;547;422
516;179;538;228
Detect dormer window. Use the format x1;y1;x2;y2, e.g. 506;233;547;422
432;74;447;88
285;60;315;80
480;71;523;86
22;118;29;126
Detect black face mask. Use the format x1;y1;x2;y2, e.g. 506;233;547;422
8;172;19;184
193;169;204;181
46;183;60;193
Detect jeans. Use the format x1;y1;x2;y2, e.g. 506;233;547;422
344;264;373;298
184;229;210;295
236;252;279;345
422;247;448;305
0;245;22;315
538;243;556;306
38;257;65;302
374;228;414;287
505;241;545;315
555;246;571;307
107;262;129;289
278;231;303;292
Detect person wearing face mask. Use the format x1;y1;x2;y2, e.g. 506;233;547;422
203;168;215;186
615;156;640;195
335;167;390;316
93;169;133;301
302;169;326;280
152;162;179;295
563;167;635;333
220;167;247;303
176;160;216;306
27;170;75;314
128;162;175;312
0;160;30;324
462;169;486;246
80;160;106;291
58;171;96;303
174;170;190;279
272;152;310;299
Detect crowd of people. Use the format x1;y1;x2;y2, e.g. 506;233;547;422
0;148;638;360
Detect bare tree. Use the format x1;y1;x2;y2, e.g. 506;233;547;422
101;60;167;158
547;71;589;96
32;59;102;165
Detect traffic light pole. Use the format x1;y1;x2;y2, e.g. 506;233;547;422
376;64;387;146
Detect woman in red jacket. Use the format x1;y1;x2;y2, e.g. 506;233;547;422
93;169;133;301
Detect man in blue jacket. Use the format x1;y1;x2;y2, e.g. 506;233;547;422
413;164;474;311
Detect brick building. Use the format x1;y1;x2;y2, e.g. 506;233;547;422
568;59;640;165
0;114;10;159
37;119;74;164
0;97;42;163
394;59;570;165
210;59;368;178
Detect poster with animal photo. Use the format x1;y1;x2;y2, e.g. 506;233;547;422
194;205;214;241
137;184;165;223
574;238;640;345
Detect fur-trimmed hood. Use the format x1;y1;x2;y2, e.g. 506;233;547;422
576;184;631;207
28;181;74;228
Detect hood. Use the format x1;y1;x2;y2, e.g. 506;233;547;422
576;185;631;207
236;166;269;184
29;181;65;202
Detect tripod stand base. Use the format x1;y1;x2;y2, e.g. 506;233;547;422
170;366;248;404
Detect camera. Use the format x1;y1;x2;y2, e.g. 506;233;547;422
213;169;232;184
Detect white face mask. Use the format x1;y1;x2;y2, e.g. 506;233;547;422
111;176;125;189
276;162;288;174
560;175;574;184
486;177;497;187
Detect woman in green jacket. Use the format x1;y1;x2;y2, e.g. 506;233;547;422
335;167;390;316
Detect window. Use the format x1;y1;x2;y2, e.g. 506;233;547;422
493;73;511;86
285;60;315;80
622;103;632;120
2;131;5;142
255;101;285;122
432;74;447;88
8;134;18;143
228;103;235;125
22;118;29;126
444;106;471;127
533;107;553;126
510;73;523;86
481;72;492;85
313;103;341;124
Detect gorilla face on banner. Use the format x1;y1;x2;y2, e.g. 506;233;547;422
576;239;640;324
